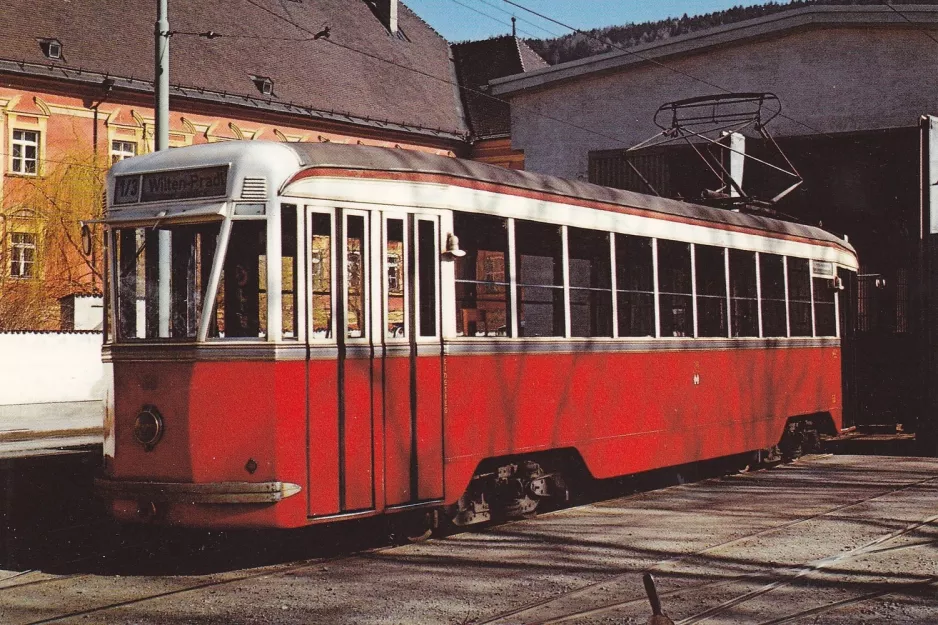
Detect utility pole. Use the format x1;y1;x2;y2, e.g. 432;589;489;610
155;0;169;152
154;0;171;337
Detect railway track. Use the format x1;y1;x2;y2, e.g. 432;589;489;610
2;456;935;625
14;532;401;625
479;463;938;625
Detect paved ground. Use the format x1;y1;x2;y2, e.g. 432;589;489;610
1;454;937;624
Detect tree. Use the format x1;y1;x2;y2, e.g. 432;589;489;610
0;142;105;331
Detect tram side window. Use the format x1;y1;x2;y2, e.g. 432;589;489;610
812;260;837;337
417;220;438;337
282;206;297;339
310;213;333;339
114;224;218;341
568;227;612;337
614;234;654;337
453;213;510;337
695;245;727;337
787;257;813;337
657;240;693;337
346;215;367;339
212;221;267;338
386;218;406;339
729;249;758;337
760;253;787;337
516;220;564;337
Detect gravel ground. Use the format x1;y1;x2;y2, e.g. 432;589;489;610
1;454;937;624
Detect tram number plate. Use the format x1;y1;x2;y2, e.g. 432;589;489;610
114;175;141;205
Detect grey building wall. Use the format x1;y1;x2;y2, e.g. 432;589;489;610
502;23;938;179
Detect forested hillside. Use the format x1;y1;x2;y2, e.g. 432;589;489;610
525;0;937;65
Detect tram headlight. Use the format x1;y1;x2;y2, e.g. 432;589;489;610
133;405;164;451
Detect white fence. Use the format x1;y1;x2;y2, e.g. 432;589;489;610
0;332;109;443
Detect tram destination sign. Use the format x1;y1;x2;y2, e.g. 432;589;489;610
114;165;229;205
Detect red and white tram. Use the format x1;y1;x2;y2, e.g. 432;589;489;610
95;141;858;530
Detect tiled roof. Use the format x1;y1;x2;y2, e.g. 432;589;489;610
452;36;547;139
0;0;468;139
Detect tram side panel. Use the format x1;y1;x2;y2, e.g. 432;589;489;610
441;344;842;503
308;354;341;516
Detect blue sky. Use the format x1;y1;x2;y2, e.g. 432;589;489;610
404;0;778;42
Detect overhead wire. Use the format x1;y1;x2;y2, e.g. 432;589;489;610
444;0;543;39
473;0;564;38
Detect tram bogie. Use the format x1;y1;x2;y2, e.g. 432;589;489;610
95;141;858;530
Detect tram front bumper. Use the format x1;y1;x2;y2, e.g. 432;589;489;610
94;477;302;504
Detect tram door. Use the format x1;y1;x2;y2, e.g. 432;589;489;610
382;212;444;507
306;208;376;516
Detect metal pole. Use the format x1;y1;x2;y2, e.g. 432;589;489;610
155;0;169;152
155;0;171;336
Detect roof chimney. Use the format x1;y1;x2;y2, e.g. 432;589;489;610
377;0;398;34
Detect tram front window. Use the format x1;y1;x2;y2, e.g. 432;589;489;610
112;221;268;341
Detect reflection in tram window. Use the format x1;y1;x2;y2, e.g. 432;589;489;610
568;227;612;337
695;245;727;337
614;234;654;337
657;240;693;337
760;253;788;337
346;215;367;339
729;249;759;337
114;224;219;340
453;213;510;337
310;213;333;339
386;218;406;339
516;220;564;337
787;257;812;337
282;206;297;339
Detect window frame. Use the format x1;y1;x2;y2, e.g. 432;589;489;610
9;231;37;279
11;129;40;176
612;232;656;339
452;212;512;339
342;210;370;343
383;213;410;343
110;139;138;165
306;207;337;343
566;225;613;338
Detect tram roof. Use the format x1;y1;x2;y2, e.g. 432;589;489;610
284;143;855;255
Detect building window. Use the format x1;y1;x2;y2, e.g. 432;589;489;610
10;232;37;278
111;140;137;164
11;130;39;175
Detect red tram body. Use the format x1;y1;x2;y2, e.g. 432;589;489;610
96;142;857;530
